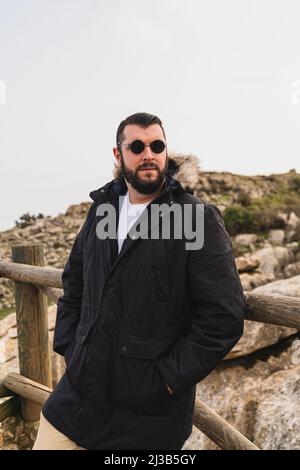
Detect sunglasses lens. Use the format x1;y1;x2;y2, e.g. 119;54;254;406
129;139;166;154
130;140;145;154
150;140;166;153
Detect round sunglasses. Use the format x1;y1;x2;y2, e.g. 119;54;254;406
118;139;166;155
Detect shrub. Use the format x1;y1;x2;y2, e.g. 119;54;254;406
14;212;45;228
223;204;286;235
289;175;300;193
236;190;252;206
223;205;254;235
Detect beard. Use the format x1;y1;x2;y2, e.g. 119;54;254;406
120;155;169;195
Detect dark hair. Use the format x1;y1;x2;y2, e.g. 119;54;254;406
116;112;166;147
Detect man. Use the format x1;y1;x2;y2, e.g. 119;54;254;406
33;112;246;450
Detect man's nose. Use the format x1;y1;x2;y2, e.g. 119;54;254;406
142;145;154;159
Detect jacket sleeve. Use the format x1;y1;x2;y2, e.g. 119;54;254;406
53;202;96;356
157;203;246;392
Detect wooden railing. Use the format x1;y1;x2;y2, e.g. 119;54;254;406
1;243;300;449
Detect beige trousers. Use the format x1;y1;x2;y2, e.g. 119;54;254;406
32;412;86;450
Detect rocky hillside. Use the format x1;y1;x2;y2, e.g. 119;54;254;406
1;165;300;449
0;202;90;317
1;166;300;315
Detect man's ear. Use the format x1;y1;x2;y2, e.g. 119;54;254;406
113;146;121;165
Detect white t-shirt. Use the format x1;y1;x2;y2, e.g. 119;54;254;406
117;191;150;254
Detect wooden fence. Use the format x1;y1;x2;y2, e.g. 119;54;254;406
1;243;300;449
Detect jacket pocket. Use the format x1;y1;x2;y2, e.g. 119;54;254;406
64;321;93;394
110;334;174;414
117;333;174;359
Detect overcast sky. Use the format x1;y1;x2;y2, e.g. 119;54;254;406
1;0;300;231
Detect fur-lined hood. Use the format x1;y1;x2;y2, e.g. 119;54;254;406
90;154;201;202
112;153;200;194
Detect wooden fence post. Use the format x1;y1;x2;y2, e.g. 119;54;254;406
11;243;52;421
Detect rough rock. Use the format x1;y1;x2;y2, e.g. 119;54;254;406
239;272;272;291
235;255;260;273
254;275;300;297
235;234;258;249
0;414;39;450
254;245;295;280
184;336;300;450
268;229;285;246
226;320;297;359
284;261;300;278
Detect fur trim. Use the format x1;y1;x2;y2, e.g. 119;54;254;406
112;152;201;193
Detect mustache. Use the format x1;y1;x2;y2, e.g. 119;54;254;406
138;164;159;170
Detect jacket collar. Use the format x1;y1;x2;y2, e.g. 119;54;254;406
89;172;185;204
89;154;199;203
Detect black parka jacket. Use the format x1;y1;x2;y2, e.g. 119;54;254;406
42;158;246;450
